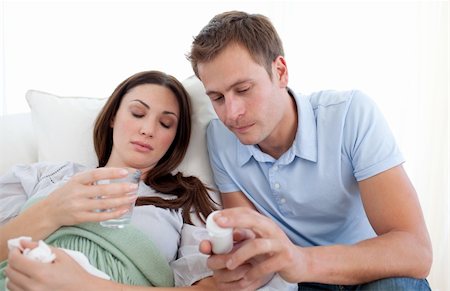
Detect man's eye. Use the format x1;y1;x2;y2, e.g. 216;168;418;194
237;87;250;94
213;95;224;102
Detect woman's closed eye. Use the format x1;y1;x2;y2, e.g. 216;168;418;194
160;122;170;129
132;112;145;118
159;116;176;129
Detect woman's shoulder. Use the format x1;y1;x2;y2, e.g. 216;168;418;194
37;161;89;178
2;161;89;182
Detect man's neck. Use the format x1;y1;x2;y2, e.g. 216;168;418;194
258;89;298;159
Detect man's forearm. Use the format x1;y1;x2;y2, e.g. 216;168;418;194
299;231;432;285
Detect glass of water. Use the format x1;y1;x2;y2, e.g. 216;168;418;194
96;168;141;228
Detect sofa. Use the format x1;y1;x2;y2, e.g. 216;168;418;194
0;75;220;215
0;74;302;290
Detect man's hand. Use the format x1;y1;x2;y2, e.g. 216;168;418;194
200;208;304;290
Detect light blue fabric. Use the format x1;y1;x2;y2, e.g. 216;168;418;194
206;89;404;247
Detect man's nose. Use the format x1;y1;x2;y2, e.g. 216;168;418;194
225;95;245;123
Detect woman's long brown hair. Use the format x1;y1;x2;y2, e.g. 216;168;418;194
93;70;217;224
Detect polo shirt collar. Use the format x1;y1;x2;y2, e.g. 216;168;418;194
237;88;318;166
294;89;318;163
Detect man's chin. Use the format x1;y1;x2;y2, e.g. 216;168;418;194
236;134;259;146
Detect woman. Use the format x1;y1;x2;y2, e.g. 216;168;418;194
0;71;217;290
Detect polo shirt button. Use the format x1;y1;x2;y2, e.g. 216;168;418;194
273;165;278;171
274;182;280;189
280;197;286;204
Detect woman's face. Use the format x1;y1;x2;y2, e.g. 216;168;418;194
106;84;180;175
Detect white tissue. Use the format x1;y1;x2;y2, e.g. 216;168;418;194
7;236;110;280
22;240;56;263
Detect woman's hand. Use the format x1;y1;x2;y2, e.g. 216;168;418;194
5;240;102;291
45;167;138;227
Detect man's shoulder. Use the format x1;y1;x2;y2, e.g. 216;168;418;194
206;118;237;143
207;118;232;135
305;89;371;110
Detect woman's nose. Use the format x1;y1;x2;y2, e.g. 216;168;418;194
139;122;154;137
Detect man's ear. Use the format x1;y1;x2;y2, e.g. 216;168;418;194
273;56;289;88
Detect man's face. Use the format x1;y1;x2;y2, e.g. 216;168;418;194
197;44;289;146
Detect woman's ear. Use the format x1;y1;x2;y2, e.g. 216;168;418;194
110;118;115;128
272;56;289;88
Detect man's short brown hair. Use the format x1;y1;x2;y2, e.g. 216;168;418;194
188;11;284;78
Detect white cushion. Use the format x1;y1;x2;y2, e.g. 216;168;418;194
25;76;217;190
26;90;106;168
177;75;217;188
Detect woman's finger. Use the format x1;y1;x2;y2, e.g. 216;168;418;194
91;182;138;198
8;247;43;272
19;240;39;250
71;167;129;185
5;265;32;290
90;192;137;209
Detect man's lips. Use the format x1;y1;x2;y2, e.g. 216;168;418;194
131;141;153;152
231;123;254;134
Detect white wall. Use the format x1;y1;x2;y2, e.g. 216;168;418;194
0;1;448;290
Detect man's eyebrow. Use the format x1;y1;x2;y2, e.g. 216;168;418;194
205;79;251;96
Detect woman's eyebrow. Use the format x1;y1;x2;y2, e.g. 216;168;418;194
131;99;178;119
131;99;150;109
162;111;179;119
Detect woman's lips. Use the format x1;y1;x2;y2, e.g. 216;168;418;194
131;141;153;152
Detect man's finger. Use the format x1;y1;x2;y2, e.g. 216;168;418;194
226;237;284;270
214;263;252;282
207;253;232;270
214;208;282;238
233;228;256;242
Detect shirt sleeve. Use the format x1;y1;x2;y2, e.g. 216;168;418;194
343;91;404;181
169;223;212;286
0;163;44;225
0;162;85;225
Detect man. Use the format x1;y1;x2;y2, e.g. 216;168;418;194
188;11;432;290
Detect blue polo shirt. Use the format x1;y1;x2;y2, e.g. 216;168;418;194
206;89;404;247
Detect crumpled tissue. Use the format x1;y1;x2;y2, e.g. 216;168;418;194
7;236;110;280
